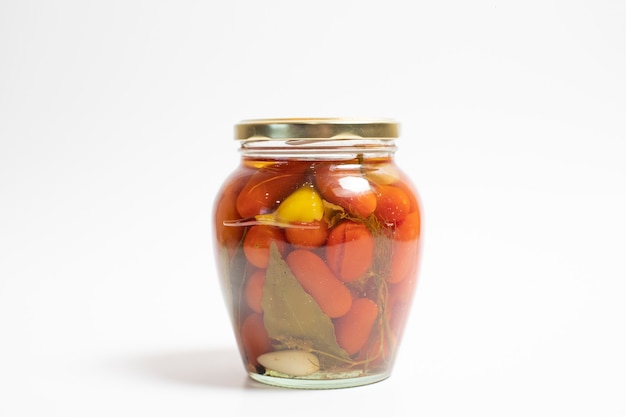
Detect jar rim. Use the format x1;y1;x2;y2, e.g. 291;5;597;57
234;118;399;141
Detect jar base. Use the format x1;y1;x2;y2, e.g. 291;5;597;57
248;370;391;390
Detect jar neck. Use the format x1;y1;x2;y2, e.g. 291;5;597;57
238;138;397;161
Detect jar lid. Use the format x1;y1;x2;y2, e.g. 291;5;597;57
234;118;399;140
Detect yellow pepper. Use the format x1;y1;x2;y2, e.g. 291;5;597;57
256;185;324;225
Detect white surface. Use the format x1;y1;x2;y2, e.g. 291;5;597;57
1;1;625;416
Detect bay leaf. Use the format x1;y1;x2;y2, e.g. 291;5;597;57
263;243;350;363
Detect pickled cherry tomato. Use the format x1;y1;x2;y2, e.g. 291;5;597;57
284;220;329;248
243;225;286;268
388;268;418;306
394;180;420;214
286;249;353;318
314;164;377;218
214;172;251;256
245;269;266;314
334;298;379;356
387;273;418;337
389;242;419;284
374;184;411;223
394;211;421;241
236;161;309;218
240;313;271;366
389;211;421;283
325;221;374;282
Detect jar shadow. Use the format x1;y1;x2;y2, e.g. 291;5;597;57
122;347;276;390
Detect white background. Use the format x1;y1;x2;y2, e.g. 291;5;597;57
1;1;625;416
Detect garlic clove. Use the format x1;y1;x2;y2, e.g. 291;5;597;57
257;350;320;377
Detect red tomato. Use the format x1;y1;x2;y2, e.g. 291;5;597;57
240;313;271;367
236;161;308;218
214;170;252;256
284;220;329;248
394;211;421;241
334;298;379;356
314;164;376;218
374;184;411;223
286;249;353;318
393;177;420;214
245;269;266;314
243;225;286;268
325;221;374;282
388;211;421;283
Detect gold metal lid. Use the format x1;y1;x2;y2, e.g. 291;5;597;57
234;118;399;140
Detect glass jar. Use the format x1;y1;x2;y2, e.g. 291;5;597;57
213;118;423;389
